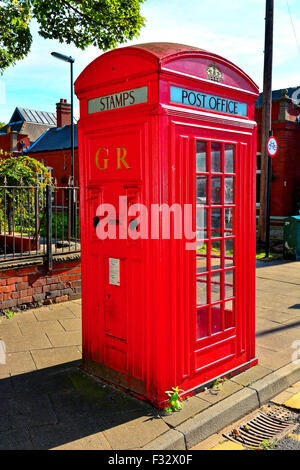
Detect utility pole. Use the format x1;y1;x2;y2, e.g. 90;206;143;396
259;0;274;244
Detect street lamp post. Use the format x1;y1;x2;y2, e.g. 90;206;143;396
51;52;76;238
51;52;75;186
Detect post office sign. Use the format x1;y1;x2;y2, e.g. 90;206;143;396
170;85;248;117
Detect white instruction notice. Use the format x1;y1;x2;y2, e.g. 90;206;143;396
109;258;120;286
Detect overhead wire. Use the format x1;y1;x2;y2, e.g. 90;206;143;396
286;0;300;55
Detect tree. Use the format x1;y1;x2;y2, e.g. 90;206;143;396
0;154;51;186
0;0;146;73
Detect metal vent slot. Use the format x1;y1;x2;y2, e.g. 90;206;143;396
223;405;297;449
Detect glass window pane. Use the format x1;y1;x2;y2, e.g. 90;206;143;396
211;272;221;303
211;240;221;270
224;300;234;329
225;177;234;203
196;176;207;205
211;305;222;334
211;142;221;172
225;208;233;234
211;176;221;205
211;208;221;238
225;238;234;267
197;307;209;339
225;270;234;299
197;242;208;273
197;276;207;306
196;141;207;172
196;208;207;240
225;144;234;173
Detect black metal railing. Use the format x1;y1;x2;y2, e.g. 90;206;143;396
0;179;80;267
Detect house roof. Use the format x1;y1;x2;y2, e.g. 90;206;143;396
1;106;78;144
27;125;78;153
10;107;57;126
1;106;57;143
256;86;300;107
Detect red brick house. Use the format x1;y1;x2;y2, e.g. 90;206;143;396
26;99;79;187
255;87;300;218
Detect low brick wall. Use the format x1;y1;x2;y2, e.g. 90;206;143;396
0;253;81;313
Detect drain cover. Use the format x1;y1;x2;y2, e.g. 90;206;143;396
223;405;297;449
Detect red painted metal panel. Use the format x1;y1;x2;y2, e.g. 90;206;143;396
75;43;259;407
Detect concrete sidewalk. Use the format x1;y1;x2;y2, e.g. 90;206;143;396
0;260;299;450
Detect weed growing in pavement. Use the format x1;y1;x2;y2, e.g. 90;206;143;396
164;386;184;413
259;438;278;450
212;376;229;392
4;309;14;319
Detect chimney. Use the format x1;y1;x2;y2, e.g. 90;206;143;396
56;98;71;127
10;131;18;152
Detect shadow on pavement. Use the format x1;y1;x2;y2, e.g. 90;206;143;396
256;259;296;269
0;362;158;450
256;320;300;337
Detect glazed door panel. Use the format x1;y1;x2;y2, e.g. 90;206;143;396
175;123;255;383
196;140;236;341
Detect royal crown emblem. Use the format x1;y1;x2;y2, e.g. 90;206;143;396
206;64;223;83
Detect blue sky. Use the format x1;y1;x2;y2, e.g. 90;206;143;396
1;0;300;123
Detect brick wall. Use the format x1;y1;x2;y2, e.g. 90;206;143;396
28;148;79;187
0;257;81;313
256;105;300;217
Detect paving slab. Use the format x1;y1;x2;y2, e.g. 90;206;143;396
255;344;295;371
102;412;170;450
4;332;52;353
59;318;81;331
160;396;210;428
0;351;36;375
46;330;81;348
0;428;34;450
0;374;13;399
30;419;111;450
190;433;223;450
256;329;300;352
18;320;65;336
13;310;38;323
51;432;112;450
196;380;242;404
33;306;76;322
231;365;272;387
31;346;81;369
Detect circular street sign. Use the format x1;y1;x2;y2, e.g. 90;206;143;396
267;136;278;158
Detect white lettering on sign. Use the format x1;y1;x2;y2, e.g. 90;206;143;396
109;258;120;286
88;86;148;114
170;86;248;117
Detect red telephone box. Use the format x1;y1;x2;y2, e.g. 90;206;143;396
75;43;259;407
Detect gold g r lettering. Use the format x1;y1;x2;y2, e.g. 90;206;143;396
95;147;109;170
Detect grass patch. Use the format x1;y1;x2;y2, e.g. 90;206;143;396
256;252;278;260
